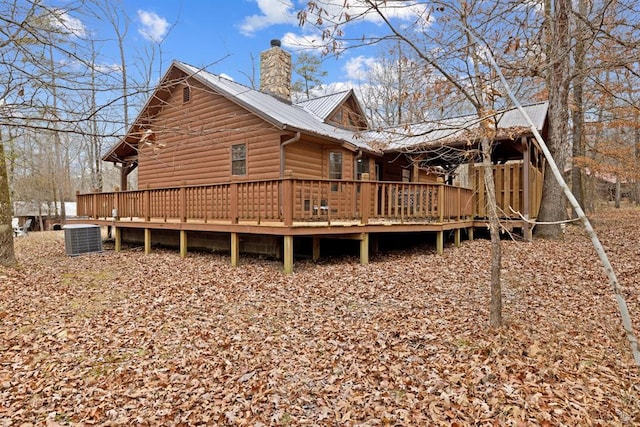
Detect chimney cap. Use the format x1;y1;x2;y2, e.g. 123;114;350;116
270;39;281;48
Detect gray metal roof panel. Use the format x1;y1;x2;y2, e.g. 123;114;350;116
177;62;373;151
296;90;352;120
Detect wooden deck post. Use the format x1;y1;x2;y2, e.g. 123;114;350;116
143;186;151;221
360;173;370;225
114;227;121;252
230;179;239;224
312;236;320;262
179;182;187;223
454;228;461;247
283;235;293;273
180;230;187;258
468;227;474;241
230;232;239;267
144;228;151;254
438;181;445;223
283;170;294;226
436;230;444;255
360;233;369;265
113;186;120;220
92;192;99;219
522;137;532;241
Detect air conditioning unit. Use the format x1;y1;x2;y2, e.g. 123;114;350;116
63;224;103;256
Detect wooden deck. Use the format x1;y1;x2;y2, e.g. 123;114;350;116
73;167;538;272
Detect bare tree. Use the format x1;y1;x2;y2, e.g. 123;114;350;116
298;0;532;326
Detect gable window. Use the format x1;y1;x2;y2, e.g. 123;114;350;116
329;151;342;191
231;143;246;175
183;86;191;104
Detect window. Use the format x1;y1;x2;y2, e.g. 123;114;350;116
231;143;246;175
329;152;342;180
356;158;370;180
402;168;411;182
329;151;342;191
183;86;191;103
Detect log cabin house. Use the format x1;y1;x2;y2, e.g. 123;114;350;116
74;40;548;272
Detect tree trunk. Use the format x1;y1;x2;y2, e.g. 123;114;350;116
481;136;502;327
570;0;587;217
536;0;571;239
0;136;16;268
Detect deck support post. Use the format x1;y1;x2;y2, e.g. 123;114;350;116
454;228;461;247
468;227;474;241
180;230;187;258
436;230;444;255
360;233;369;265
522;137;533;241
144;228;151;254
283;235;293;274
231;232;239;267
114;227;121;252
312;236;320;262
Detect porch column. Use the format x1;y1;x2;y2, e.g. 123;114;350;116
436;230;444;255
283;235;293;274
522;137;532;241
454;228;461;247
231;232;239;267
144;228;151;254
312;236;320;262
180;230;188;258
360;233;369;265
468;227;474;241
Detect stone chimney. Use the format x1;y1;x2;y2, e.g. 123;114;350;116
260;39;291;102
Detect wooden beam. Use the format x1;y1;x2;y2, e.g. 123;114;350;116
360;233;369;265
312;236;320;262
468;227;474;241
180;230;187;258
283;235;293;274
114;227;121;252
144;228;151;254
522;137;532;241
454;228;461;247
436;230;444;255
230;232;239;267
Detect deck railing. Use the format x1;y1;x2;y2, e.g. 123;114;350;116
76;174;474;226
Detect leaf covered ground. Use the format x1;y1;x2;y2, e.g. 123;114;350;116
1;206;639;426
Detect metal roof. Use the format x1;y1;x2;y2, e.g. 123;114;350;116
366;102;549;151
296;90;353;121
177;62;375;152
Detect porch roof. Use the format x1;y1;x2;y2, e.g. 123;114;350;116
367;102;549;151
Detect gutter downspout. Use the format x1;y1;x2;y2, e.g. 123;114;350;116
280;132;301;177
354;149;363;180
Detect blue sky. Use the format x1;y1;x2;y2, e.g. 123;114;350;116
72;0;422;94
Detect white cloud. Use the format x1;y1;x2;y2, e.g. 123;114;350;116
239;0;297;36
51;10;87;38
95;63;122;74
281;32;330;52
137;10;169;43
344;55;379;80
300;1;429;28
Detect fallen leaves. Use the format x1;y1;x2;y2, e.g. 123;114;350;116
0;206;639;425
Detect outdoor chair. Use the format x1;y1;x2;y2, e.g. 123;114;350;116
14;218;32;237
